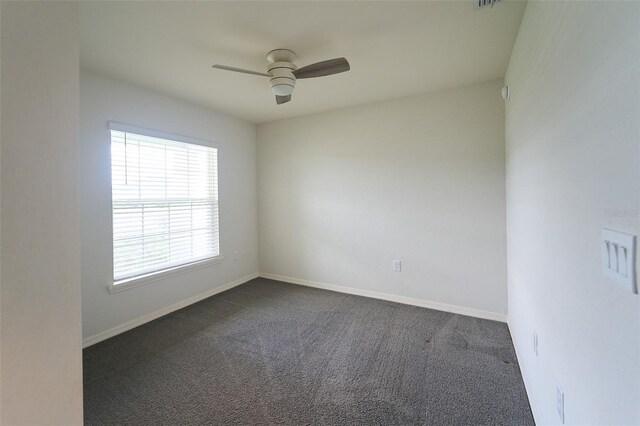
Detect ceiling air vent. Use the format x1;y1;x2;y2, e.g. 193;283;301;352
474;0;501;9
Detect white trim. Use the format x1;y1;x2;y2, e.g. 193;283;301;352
109;255;225;294
84;272;259;348
108;121;219;149
508;317;542;425
258;273;507;323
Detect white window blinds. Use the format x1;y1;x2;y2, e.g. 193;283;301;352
110;124;219;282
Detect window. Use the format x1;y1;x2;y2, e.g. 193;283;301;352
110;123;219;284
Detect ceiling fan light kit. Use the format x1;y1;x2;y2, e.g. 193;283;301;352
267;49;297;97
212;48;350;105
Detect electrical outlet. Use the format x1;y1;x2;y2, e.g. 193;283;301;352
533;331;538;356
233;251;239;261
557;385;565;423
392;260;402;272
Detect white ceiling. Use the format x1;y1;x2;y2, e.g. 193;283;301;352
80;1;526;124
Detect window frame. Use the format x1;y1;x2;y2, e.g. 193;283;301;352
107;122;223;294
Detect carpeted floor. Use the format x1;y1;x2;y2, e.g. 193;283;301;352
83;278;534;425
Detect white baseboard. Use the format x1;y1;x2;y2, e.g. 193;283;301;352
82;272;259;348
508;317;542;425
259;272;507;323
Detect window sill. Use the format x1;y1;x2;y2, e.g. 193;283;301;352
108;255;225;294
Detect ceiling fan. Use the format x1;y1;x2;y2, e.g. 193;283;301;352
212;49;350;105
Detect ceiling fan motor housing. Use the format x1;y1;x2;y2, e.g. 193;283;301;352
266;49;297;96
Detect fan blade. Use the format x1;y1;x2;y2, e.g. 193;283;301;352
212;64;270;77
276;95;291;105
293;58;350;79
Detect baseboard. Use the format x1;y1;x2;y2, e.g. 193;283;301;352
259;272;507;323
508;317;542;425
82;272;259;348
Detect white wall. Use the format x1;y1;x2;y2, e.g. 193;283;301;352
80;71;258;341
505;1;640;424
258;80;507;319
1;2;83;424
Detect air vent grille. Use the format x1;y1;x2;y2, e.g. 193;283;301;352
474;0;501;9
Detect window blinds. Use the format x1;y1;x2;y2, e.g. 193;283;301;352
110;126;219;282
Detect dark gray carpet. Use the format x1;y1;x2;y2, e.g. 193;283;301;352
83;278;534;425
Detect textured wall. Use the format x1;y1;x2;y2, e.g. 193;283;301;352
258;80;507;318
505;1;640;424
1;2;83;423
80;71;258;340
